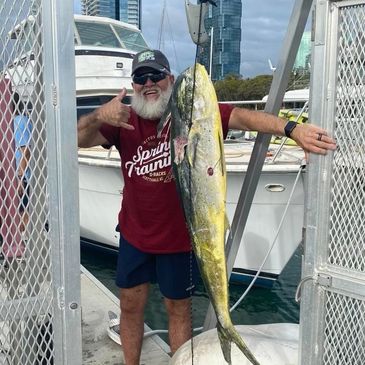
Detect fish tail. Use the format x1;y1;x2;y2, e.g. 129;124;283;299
217;323;261;365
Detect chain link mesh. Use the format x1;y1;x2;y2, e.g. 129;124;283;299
329;4;365;272
0;0;54;363
323;292;365;365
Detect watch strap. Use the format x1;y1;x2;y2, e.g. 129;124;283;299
284;121;298;138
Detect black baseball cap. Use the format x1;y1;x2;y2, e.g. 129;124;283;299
131;49;170;75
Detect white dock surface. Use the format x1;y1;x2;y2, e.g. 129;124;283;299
81;267;171;364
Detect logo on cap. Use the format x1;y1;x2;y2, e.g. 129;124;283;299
138;51;156;63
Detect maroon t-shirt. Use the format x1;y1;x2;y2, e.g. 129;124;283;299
100;103;233;253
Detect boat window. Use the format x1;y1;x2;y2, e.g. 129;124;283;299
75;21;121;48
113;26;148;52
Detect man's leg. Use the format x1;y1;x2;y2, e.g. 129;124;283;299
157;251;199;354
116;235;155;365
119;283;149;365
164;297;192;354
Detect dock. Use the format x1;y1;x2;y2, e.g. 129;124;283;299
81;266;171;364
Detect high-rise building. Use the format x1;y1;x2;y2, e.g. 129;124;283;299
197;0;242;81
120;0;141;29
294;31;311;72
82;0;141;29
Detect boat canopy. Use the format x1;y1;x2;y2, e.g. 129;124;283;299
10;14;149;54
74;15;148;52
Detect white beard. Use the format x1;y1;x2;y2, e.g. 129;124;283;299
131;82;172;120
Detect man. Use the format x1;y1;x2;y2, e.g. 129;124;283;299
13;92;32;233
78;49;336;365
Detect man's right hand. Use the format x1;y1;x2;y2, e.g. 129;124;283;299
95;88;134;130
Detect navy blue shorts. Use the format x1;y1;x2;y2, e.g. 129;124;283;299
116;235;200;300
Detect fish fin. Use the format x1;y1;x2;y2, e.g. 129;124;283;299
217;323;261;365
217;322;232;365
187;132;201;167
173;136;188;165
218;129;226;176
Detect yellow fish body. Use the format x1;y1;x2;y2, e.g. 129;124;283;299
170;63;260;365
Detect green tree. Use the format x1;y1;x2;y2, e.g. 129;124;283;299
214;74;273;102
214;74;242;101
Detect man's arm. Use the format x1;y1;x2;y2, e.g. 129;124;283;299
17;146;30;177
77;88;133;148
77;111;108;148
228;107;336;155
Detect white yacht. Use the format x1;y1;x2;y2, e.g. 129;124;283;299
72;15;149;117
7;14;307;287
70;17;307;288
78;137;306;287
7;14;149;115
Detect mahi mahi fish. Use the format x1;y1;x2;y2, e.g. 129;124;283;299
168;64;260;365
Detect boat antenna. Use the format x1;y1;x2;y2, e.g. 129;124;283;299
157;0;166;49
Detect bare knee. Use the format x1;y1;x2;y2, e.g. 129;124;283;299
165;298;192;354
120;283;149;315
164;297;191;318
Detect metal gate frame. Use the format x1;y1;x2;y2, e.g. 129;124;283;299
299;1;365;364
41;0;82;363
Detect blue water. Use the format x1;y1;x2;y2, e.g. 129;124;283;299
80;241;302;333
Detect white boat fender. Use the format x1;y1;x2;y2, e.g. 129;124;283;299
107;311;170;346
107;311;121;346
169;323;299;365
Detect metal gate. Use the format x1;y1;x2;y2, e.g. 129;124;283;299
299;1;365;364
0;0;81;364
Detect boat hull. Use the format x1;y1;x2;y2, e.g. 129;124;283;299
78;148;305;287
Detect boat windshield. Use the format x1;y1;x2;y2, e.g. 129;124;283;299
75;20;148;52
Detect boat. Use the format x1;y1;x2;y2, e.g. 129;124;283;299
78;136;306;287
70;17;308;288
170;322;299;364
6;14;308;287
6;14;149;115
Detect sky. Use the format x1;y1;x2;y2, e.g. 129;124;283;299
74;0;310;78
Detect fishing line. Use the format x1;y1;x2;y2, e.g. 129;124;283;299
229;162;306;312
187;3;206;364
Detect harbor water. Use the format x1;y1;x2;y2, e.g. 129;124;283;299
80;240;302;339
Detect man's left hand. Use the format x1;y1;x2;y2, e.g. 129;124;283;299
291;123;336;155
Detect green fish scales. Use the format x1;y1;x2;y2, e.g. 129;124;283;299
170;64;260;365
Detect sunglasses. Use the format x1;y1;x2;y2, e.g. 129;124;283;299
132;72;167;85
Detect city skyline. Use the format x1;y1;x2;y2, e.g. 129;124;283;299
74;0;310;78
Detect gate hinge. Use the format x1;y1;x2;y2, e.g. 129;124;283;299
57;287;65;309
316;273;332;288
52;84;58;107
295;272;333;302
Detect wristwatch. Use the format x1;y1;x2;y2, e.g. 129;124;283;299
284;121;298;138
